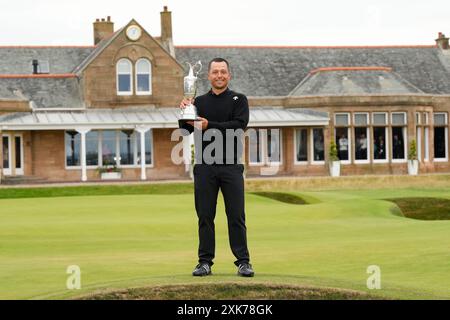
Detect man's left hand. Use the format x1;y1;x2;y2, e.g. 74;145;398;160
187;117;208;130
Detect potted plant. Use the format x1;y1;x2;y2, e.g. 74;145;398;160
408;139;419;175
98;159;122;180
329;139;341;177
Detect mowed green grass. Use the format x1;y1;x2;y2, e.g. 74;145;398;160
1;185;450;299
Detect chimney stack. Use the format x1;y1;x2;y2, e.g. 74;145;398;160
436;32;449;50
160;6;175;57
93;16;114;45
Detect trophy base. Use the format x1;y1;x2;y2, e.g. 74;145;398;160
178;118;201;127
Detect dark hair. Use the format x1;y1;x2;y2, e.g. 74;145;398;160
208;57;231;72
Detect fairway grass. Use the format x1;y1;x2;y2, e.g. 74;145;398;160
1;182;450;299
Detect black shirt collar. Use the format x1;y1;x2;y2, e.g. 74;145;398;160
208;87;231;97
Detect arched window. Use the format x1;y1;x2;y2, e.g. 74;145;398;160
116;59;133;95
135;58;152;95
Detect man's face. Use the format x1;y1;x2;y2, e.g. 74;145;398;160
208;61;231;90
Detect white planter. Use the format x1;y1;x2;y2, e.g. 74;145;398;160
407;160;419;175
329;161;341;177
101;172;122;180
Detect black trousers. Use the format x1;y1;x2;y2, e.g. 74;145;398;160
193;163;250;266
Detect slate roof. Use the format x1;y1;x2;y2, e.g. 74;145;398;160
0;47;94;74
0;77;84;108
175;46;450;95
290;67;424;96
1;45;450;110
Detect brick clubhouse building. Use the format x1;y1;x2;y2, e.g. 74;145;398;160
1;7;450;183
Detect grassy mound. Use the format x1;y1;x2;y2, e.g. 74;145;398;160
250;192;313;205
78;283;383;300
386;197;450;220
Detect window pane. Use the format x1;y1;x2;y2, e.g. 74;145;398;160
117;60;131;73
416;113;420;124
118;74;131;92
392;113;406;125
102;130;116;165
335;127;349;161
137;130;153;165
373;127;387;160
373;113;387;125
137;74;150;92
355;127;368;160
434;127;446;158
3;136;9;169
86;131;99;166
249;129;262;163
267;129;281;162
392;127;405;159
15;136;21;169
65;131;80;166
296;129;308;162
313;129;325;161
335;114;349;126
120;130;135;165
354;114;368;126
434;113;447;126
136;59;150;73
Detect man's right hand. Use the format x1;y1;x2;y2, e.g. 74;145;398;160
179;98;194;110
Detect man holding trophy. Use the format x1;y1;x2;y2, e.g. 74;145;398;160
178;58;254;277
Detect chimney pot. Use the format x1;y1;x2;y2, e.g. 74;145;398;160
436;32;449;50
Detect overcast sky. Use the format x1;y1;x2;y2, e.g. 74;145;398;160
1;0;449;46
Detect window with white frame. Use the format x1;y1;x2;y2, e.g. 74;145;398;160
248;128;282;165
434;113;448;160
65;129;153;168
248;129;263;164
136;58;152;95
65;131;80;166
424;112;430;161
101;130;117;165
354;113;369;162
267;129;281;163
295;128;308;163
312;128;325;162
391;112;407;161
116;59;133;95
334;113;350;162
2;136;9;170
86;131;99;166
373;113;388;161
119;130;135;165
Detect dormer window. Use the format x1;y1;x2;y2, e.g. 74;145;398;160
116;58;133;95
136;58;152;95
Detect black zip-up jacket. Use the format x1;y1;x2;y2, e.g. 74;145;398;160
179;88;249;164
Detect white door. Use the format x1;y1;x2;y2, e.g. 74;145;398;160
2;134;23;176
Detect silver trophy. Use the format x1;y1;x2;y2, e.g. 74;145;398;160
179;61;202;125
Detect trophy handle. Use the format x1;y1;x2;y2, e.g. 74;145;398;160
185;61;202;78
193;61;202;77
